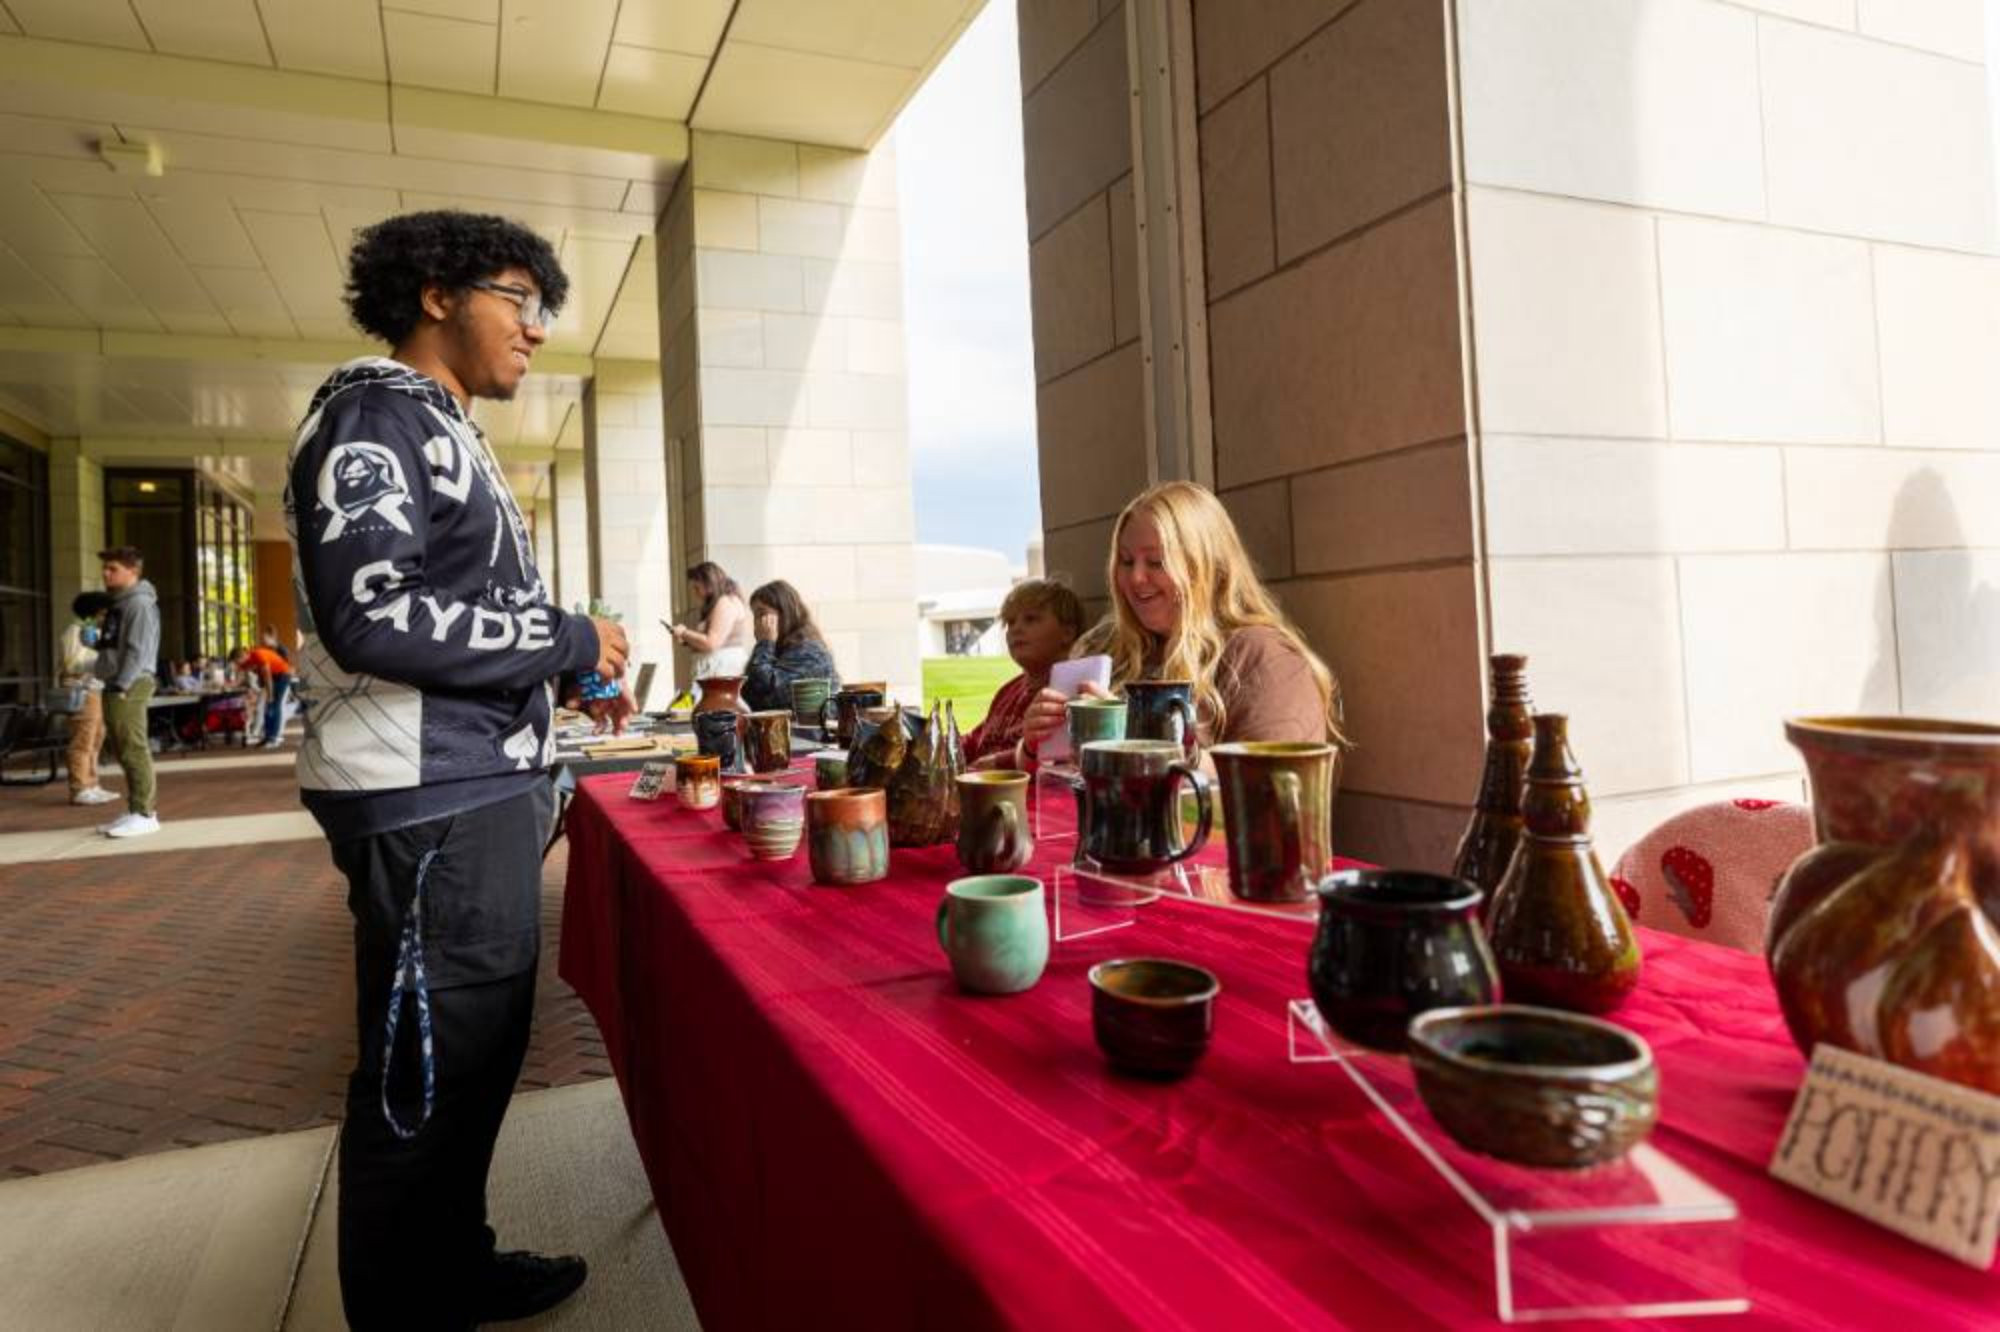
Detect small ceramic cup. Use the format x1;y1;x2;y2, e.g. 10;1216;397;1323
818;688;885;748
674;753;721;811
806;787;890;885
955;771;1033;874
1065;696;1128;754
814;751;849;791
744;709;792;774
1088;958;1220;1078
740;782;807;860
720;775;750;831
936;875;1049;994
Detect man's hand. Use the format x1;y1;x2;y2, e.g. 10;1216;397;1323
755;609;779;643
590;616;629;679
585;684;636;735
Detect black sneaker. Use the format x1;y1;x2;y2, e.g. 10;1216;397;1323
471;1250;589;1324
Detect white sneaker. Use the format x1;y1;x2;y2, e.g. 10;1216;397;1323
71;787;119;806
103;813;161;839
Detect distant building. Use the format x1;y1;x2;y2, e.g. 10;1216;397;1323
915;543;1021;657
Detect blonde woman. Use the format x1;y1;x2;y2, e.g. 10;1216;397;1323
1018;481;1343;765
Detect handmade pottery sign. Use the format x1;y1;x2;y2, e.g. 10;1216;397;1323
629;761;672;801
1768;1044;2000;1268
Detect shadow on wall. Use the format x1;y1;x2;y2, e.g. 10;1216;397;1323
1864;467;2000;722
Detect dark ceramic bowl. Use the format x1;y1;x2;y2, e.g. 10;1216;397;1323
1088;958;1220;1078
1408;1005;1658;1169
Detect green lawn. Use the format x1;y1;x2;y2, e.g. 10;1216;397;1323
922;655;1018;730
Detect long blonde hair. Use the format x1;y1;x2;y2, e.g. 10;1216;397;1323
1100;481;1345;744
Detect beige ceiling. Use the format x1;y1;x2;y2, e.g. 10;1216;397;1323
0;0;980;502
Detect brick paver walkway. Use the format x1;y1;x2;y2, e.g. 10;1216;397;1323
0;768;609;1179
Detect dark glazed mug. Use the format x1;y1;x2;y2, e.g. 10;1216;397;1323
694;709;746;775
1123;680;1199;760
1308;869;1500;1053
1079;740;1212;875
818;688;885;748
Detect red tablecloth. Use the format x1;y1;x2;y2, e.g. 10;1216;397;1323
559;770;1998;1329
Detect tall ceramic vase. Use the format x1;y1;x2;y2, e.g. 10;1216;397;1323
1452;653;1533;914
1768;717;2000;1094
1486;714;1641;1014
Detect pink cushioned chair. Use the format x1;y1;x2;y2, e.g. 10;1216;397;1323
1609;799;1814;953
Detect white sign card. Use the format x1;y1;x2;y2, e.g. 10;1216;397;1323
1036;655;1113;764
1768;1044;2000;1268
629;760;672;801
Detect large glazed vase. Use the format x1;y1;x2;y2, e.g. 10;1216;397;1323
1485;714;1641;1015
1768;717;2000;1095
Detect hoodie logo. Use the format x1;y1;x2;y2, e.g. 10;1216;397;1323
318;442;414;542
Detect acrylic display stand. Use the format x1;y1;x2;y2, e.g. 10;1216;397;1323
1286;1000;1750;1323
1050;852;1317;942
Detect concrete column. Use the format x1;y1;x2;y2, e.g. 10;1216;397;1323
656;129;922;704
550;447;591;612
582;360;674;707
46;438;104;617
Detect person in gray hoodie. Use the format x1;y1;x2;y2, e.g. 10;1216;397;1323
93;546;162;837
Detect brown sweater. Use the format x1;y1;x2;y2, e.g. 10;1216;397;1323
1201;626;1328;746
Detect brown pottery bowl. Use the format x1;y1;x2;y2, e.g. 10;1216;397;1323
1088;958;1219;1079
1408;1005;1657;1170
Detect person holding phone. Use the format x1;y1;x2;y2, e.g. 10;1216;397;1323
668;560;753;678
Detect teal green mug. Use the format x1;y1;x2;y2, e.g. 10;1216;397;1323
935;875;1049;995
1065;696;1128;754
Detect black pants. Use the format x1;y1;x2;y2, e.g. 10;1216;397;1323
328;783;553;1331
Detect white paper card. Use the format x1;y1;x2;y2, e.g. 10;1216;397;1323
1038;655;1113;764
1769;1044;2000;1268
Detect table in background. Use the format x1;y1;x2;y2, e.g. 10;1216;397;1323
559;773;1998;1329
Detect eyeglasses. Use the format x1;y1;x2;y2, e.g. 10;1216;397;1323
468;279;555;331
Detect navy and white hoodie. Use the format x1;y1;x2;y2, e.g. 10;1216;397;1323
285;358;599;840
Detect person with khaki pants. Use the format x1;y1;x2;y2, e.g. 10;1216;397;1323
58;591;117;805
92;547;163;838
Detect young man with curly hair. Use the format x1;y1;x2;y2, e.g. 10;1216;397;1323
287;211;629;1328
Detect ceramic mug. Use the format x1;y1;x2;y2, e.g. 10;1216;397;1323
818;688;885;748
1065;697;1128;755
744;710;792;774
806;787;890;885
789;677;834;728
814;751;849;791
1212;742;1340;903
693;709;746;775
674;753;721;811
1079;740;1212;875
1123;680;1199;759
935;875;1049;995
1308;869;1500;1053
740;782;807;860
955;771;1033;874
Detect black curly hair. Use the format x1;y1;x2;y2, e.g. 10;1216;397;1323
343;210;570;346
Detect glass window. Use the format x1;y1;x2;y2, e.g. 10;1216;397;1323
0;438;47;704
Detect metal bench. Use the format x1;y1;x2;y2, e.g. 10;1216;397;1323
0;703;67;786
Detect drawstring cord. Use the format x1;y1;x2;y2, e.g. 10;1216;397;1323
380;848;439;1139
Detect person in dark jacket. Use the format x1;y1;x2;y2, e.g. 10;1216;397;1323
287;210;627;1330
743;579;839;713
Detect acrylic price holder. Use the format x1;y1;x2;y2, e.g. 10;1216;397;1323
1287;1000;1749;1323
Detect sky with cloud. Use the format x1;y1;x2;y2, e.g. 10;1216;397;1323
895;3;1042;569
